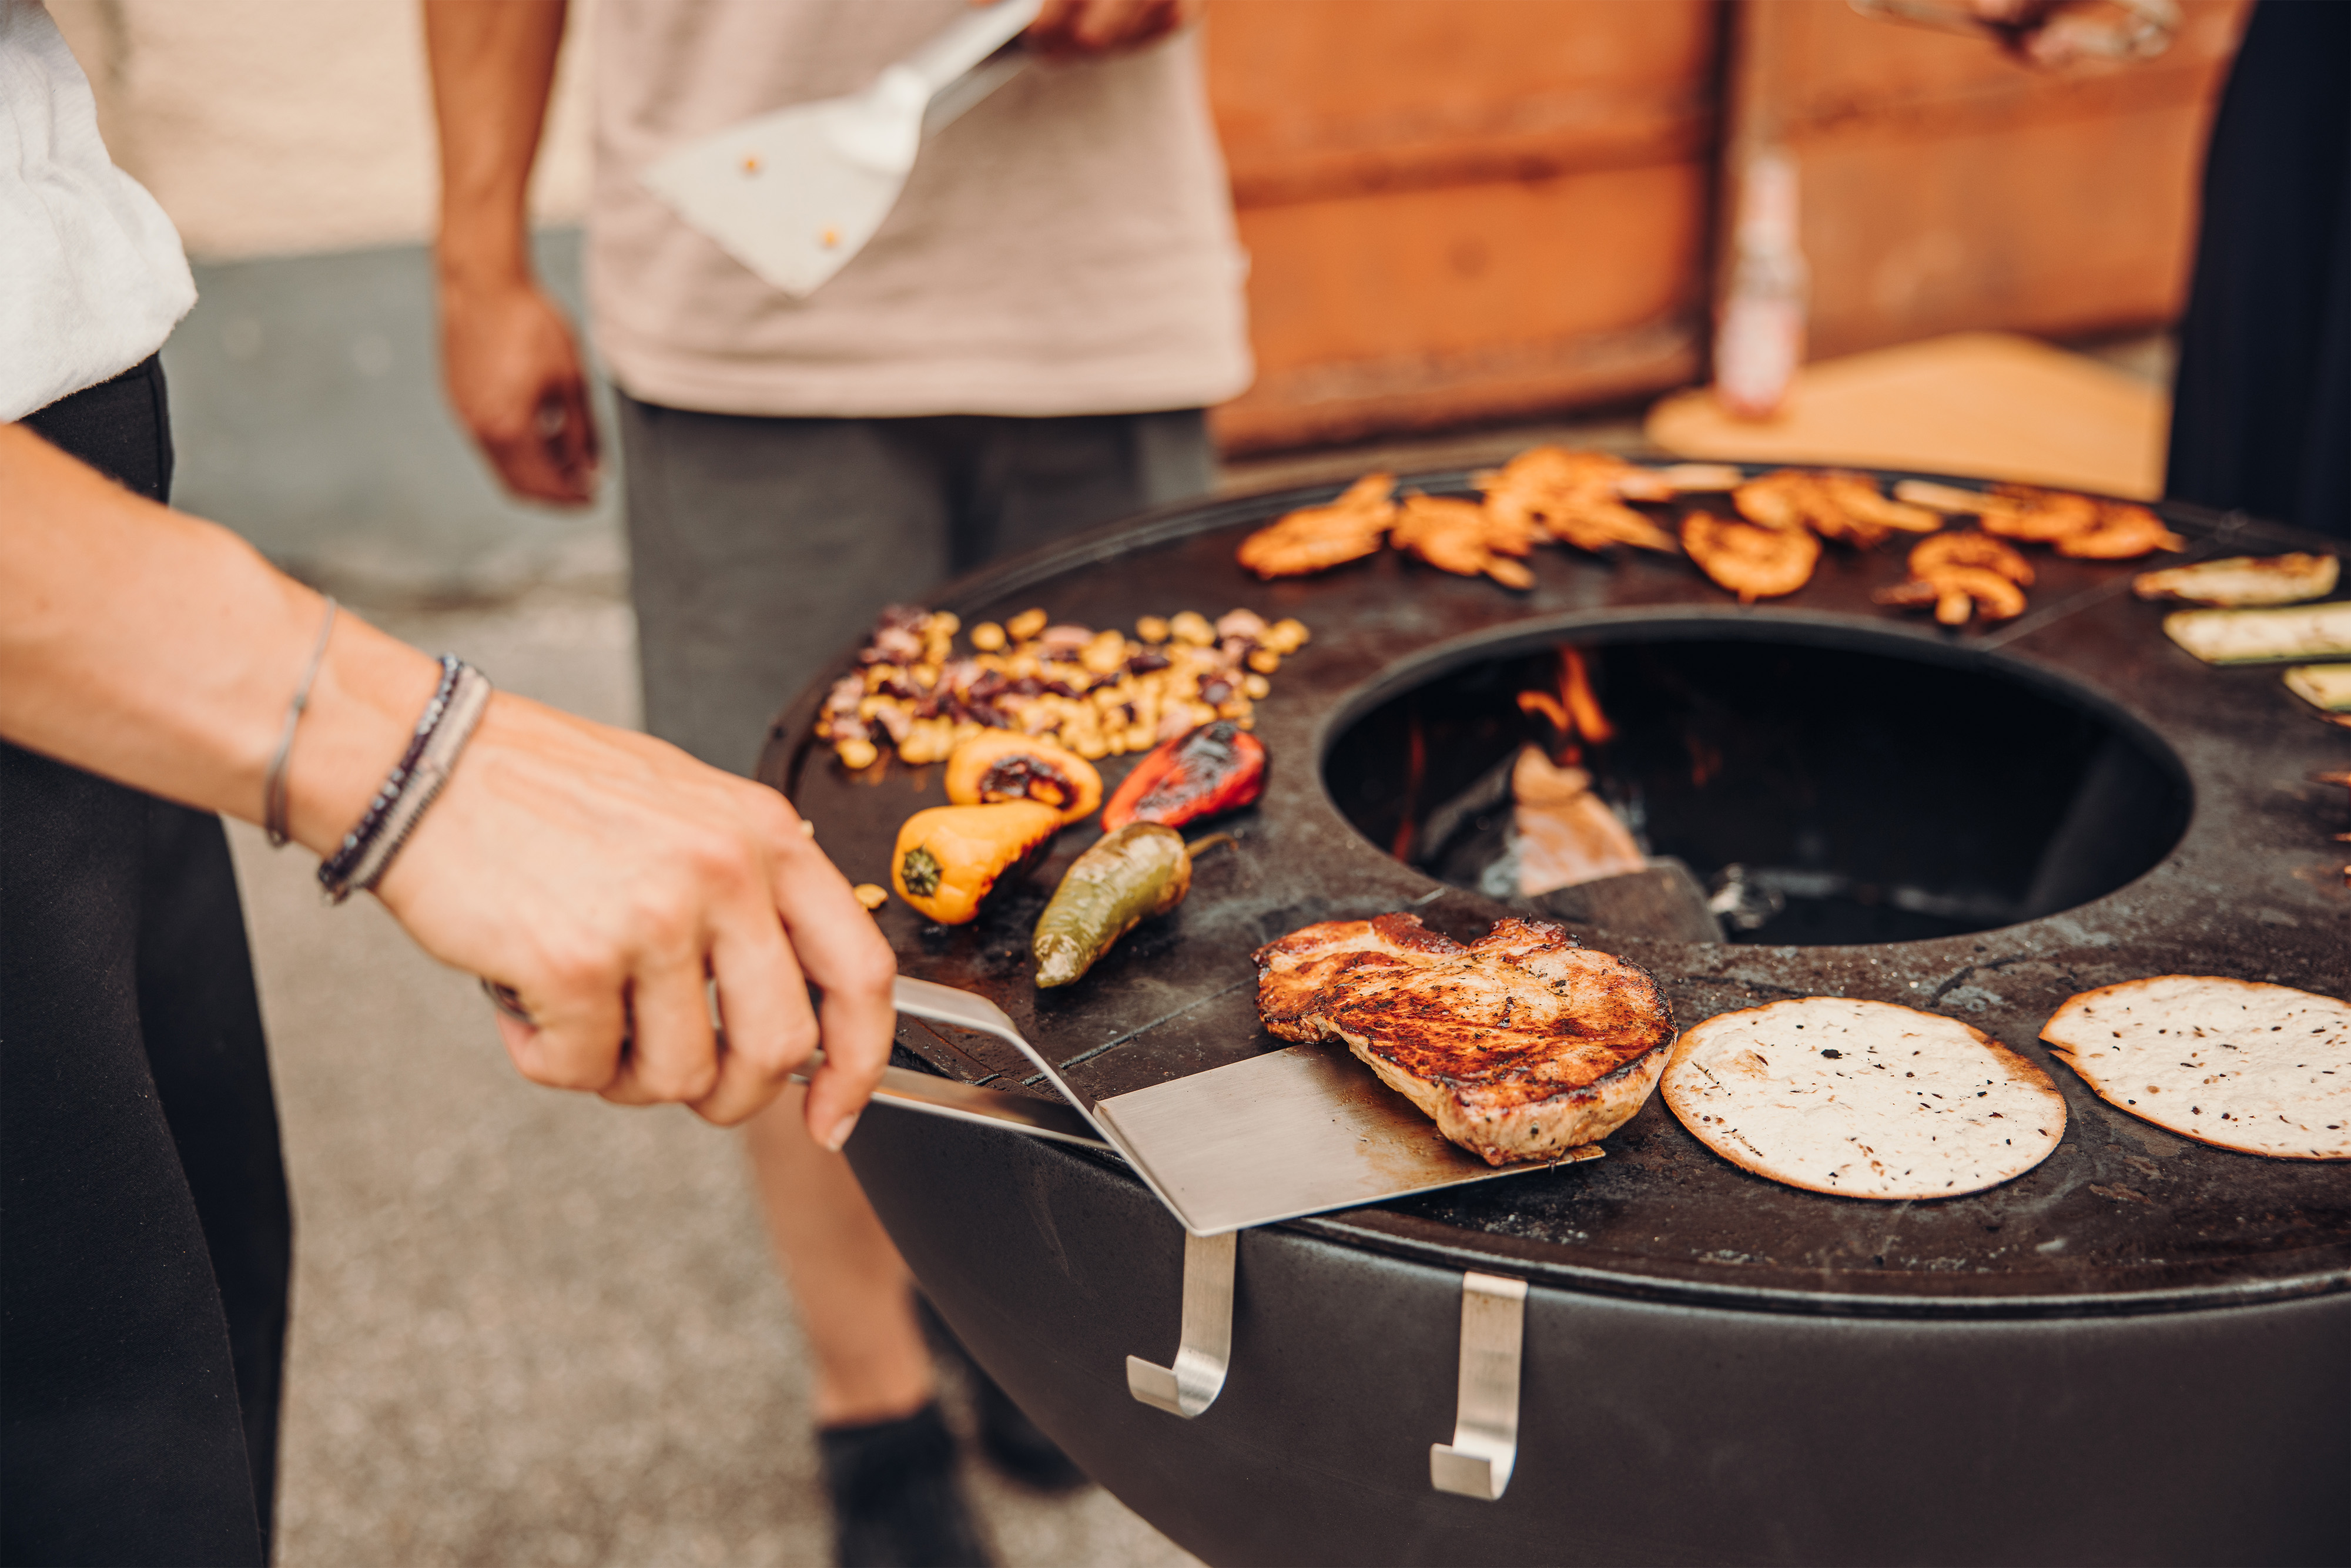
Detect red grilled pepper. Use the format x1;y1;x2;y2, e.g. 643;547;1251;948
1101;721;1267;832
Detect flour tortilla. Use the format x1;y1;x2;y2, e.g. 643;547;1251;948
2041;976;2351;1160
1662;997;2066;1200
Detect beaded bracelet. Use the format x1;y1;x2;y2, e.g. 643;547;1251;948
317;656;493;903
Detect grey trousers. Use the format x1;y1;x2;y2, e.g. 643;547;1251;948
618;398;1215;776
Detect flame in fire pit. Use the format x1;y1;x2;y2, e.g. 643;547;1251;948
1505;647;1643;894
1393;713;1428;861
1516;647;1614;764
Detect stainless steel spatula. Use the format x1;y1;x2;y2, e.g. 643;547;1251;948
888;977;1600;1237
638;0;1041;297
484;971;1596;1235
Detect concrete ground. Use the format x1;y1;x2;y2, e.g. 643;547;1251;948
237;587;1201;1567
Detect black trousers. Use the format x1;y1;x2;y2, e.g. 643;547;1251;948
2;359;291;1566
2166;0;2350;538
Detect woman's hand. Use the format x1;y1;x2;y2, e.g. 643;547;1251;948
376;693;897;1141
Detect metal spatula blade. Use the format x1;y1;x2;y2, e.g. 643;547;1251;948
890;977;1599;1237
1091;1049;1600;1237
639;0;1040;297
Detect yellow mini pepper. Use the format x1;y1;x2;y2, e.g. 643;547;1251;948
890;801;1063;924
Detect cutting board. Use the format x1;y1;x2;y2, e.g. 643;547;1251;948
1646;331;2169;499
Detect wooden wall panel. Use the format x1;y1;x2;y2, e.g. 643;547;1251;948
1726;0;2249;359
1205;0;1723;453
1228;163;1710;451
1202;0;2249;455
1796;103;2213;356
1750;0;2246;126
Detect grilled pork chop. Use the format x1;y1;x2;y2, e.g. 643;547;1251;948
1255;913;1673;1166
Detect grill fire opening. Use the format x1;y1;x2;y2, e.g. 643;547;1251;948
1325;631;2191;944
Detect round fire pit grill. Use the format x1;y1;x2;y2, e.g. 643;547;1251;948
759;468;2350;1568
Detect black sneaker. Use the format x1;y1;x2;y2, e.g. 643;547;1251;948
816;1401;995;1568
912;1295;1088;1494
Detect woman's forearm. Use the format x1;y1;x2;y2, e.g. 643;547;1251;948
2;422;896;1137
0;423;438;854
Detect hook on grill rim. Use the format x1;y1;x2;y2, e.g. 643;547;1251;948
1126;1229;1237;1419
1431;1270;1528;1501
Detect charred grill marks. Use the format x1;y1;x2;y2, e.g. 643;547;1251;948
1254;912;1674;1164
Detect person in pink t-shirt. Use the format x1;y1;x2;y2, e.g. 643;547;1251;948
427;2;1249;1561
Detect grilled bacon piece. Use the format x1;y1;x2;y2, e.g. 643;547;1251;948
2051;502;2186;560
1681;510;1820;602
1237;473;1398;578
1390;491;1538;589
1254;913;1673;1165
1477;448;1681;554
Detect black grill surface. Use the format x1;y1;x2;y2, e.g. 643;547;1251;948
762;470;2351;1316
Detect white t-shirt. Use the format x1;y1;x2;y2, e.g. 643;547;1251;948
0;0;193;423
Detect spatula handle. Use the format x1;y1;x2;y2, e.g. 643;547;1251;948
897;0;1043;98
792;1054;1110;1148
891;974;1113;1138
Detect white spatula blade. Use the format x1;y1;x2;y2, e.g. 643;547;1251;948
638;0;1038;297
638;98;907;299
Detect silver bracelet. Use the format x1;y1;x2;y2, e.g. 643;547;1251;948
317;657;494;903
264;595;338;848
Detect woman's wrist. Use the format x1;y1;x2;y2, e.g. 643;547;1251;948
279;614;450;858
316;655;493;901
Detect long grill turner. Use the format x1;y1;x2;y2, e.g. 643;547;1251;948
880;976;1599;1237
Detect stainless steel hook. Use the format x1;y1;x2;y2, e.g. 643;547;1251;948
1430;1271;1528;1500
1126;1229;1237;1418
